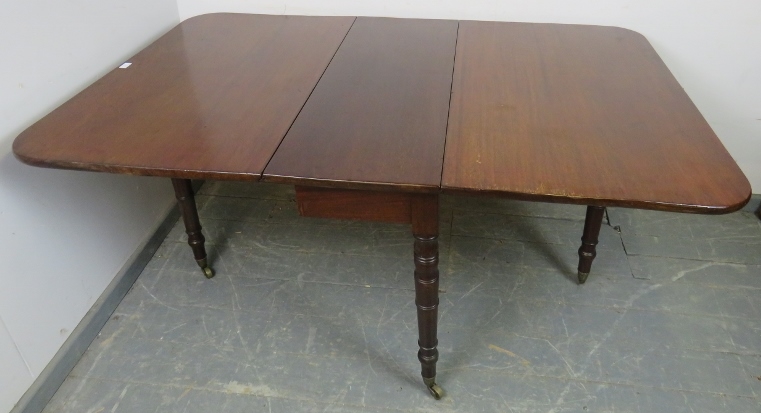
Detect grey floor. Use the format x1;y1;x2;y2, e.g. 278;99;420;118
43;182;761;412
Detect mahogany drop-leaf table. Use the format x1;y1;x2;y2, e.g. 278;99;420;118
13;14;751;399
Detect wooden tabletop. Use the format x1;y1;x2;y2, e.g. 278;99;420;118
13;14;354;180
13;14;751;213
262;17;457;192
443;22;750;213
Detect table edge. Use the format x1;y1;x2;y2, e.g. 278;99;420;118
260;174;440;194
17;148;751;214
441;186;752;215
12;150;261;181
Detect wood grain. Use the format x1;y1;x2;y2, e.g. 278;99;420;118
443;22;750;213
262;17;458;192
295;186;412;223
13;14;354;180
13;15;750;214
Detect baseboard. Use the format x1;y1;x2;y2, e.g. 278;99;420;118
10;203;181;413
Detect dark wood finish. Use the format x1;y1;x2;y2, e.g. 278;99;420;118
171;178;213;278
13;14;354;180
9;14;754;398
293;187;443;396
443;21;751;213
410;194;442;397
262;17;458;192
577;206;605;284
295;186;411;223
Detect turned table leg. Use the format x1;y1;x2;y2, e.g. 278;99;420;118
577;205;605;284
171;178;214;278
292;186;444;398
411;194;443;399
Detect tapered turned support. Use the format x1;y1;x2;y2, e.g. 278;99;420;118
577;205;605;284
411;194;443;399
171;179;214;278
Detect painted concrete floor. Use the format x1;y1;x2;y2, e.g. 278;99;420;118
43;182;761;412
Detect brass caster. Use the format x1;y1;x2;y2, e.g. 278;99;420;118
423;377;444;400
428;383;444;400
578;271;589;284
196;258;214;279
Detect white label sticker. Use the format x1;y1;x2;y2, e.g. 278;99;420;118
119;62;132;69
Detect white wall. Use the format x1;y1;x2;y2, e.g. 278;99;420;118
0;1;180;411
178;0;761;191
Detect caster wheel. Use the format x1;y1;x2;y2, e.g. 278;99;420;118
203;267;215;279
423;377;443;400
577;271;589;284
427;383;444;400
